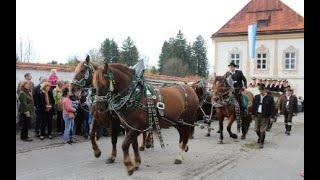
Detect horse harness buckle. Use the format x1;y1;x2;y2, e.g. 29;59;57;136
156;102;165;110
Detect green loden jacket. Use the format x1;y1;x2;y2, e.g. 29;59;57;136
18;90;34;114
53;87;63;111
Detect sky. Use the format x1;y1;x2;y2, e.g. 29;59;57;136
16;0;304;68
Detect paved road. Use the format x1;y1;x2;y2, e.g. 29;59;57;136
16;113;304;180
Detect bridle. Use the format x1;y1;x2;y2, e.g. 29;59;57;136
71;63;94;89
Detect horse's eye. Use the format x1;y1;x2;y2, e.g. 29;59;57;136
81;70;85;73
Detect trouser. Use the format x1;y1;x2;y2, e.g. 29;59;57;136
20;114;30;139
234;89;246;111
63;114;74;142
81;111;89;136
88;112;94;132
284;111;293;132
56;111;63;132
35;110;43;135
41;112;53;136
254;114;270;133
75;108;82;135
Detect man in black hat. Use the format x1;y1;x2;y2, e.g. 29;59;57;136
278;87;298;135
252;84;276;148
224;62;248;114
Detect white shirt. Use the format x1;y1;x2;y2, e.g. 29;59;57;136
258;94;266;113
286;95;291;109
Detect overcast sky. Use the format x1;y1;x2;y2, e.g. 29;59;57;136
16;0;304;67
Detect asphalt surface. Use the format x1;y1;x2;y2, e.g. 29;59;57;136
16;113;304;180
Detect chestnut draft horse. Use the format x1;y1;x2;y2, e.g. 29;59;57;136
70;55;125;164
189;79;215;137
212;75;254;144
93;62;199;175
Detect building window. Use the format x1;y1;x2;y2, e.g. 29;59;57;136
285;52;296;70
257;20;269;27
256;53;267;70
230;53;240;68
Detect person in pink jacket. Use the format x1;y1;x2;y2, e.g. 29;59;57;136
61;88;76;144
48;69;58;92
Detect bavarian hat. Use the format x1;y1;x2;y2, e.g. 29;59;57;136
258;84;266;90
228;62;237;67
285;87;293;92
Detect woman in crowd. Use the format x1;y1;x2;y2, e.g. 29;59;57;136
61;88;77;144
18;80;34;141
48;69;59;92
53;80;64;135
39;82;55;140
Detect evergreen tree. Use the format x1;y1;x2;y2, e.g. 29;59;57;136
192;35;209;78
119;37;139;66
158;30;195;76
100;38;120;63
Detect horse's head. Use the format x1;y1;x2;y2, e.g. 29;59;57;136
192;79;207;99
212;75;224;94
92;63;135;114
71;55;98;97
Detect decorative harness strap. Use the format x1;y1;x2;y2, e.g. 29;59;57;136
72;63;94;88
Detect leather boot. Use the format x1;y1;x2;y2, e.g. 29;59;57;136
287;125;291;135
256;131;261;143
285;124;289;135
259;132;265;148
267;122;273;131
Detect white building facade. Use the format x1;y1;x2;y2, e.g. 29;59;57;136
211;0;304;97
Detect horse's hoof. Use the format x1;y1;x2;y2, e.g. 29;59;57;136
241;135;246;139
94;151;101;158
205;133;210;137
127;169;134;176
231;134;238;139
134;166;139;171
184;146;189;152
174;159;182;164
106;158;115;164
217;130;221;133
139;146;145;151
218;141;224;144
146;144;151;149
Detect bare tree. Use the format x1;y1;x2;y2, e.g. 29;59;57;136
19;37;23;62
17;37;35;62
87;48;103;62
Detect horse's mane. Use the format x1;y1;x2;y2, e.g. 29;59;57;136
74;61;100;74
92;67;107;88
213;76;225;84
92;63;135;90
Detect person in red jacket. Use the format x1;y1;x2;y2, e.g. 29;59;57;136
61;88;76;144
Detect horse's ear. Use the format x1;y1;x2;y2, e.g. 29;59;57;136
212;73;216;82
104;62;109;72
85;55;90;63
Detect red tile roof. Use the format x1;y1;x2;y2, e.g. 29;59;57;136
212;0;304;37
16;62;201;82
16;62;76;72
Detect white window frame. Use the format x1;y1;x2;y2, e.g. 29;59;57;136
256;53;267;70
230;53;240;69
285;52;296;70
